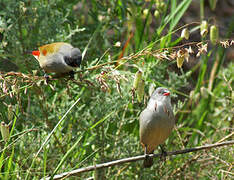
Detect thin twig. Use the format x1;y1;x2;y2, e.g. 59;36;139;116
217;132;234;143
43;140;234;180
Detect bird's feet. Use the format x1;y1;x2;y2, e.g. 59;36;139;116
44;73;50;84
69;71;75;79
144;153;149;159
143;147;154;168
159;145;167;161
144;146;151;161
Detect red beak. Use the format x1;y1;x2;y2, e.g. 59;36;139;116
163;92;170;96
32;50;40;57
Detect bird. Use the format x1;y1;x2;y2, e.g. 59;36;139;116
31;42;82;79
139;87;175;168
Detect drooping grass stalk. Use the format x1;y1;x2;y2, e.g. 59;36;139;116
210;18;234;91
200;0;204;21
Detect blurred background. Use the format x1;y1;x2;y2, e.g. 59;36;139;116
0;0;233;179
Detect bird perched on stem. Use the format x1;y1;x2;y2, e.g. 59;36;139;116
139;87;175;168
32;42;82;80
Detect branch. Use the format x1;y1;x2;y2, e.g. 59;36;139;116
43;140;234;180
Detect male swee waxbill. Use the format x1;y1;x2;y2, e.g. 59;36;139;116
139;87;175;168
32;42;82;78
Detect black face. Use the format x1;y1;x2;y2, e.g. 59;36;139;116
64;48;82;67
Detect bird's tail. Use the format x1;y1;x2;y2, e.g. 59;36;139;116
143;155;153;168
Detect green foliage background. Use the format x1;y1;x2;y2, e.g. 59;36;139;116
0;0;233;179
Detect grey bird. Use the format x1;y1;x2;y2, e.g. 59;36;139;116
139;87;175;168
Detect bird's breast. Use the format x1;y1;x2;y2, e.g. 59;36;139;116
38;54;74;73
140;106;174;152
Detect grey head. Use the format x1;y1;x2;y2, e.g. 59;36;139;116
150;87;171;102
64;48;82;68
147;87;172;113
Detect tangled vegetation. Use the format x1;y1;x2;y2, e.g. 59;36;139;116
0;0;233;179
